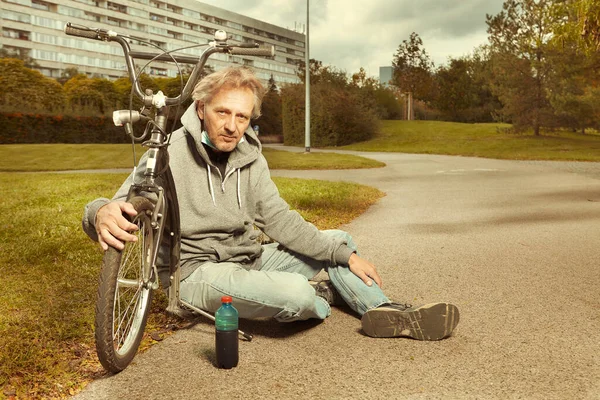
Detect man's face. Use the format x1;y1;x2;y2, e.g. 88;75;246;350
197;86;254;153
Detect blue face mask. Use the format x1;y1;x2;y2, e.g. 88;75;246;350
201;130;217;150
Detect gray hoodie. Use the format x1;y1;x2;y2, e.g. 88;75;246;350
82;103;354;279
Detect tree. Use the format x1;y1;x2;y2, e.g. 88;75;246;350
552;0;600;52
486;0;558;134
546;34;600;133
351;67;403;120
0;48;39;69
544;0;600;133
283;61;380;146
0;58;65;113
255;75;283;137
63;75;118;115
433;51;501;122
391;32;435;119
296;58;348;87
57;67;80;85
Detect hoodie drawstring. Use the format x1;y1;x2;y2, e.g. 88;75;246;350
237;169;242;209
206;165;241;209
207;164;216;206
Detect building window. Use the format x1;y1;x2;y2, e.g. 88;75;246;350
107;1;127;13
33;32;57;44
3;0;32;6
149;39;167;48
166;17;180;26
149;67;167;76
127;22;147;32
183;9;200;19
3;10;31;23
57;5;85;18
165;4;181;14
83;12;102;22
73;0;98;6
128;7;148;18
31;0;49;11
106;17;125;27
32;16;63;30
149;13;164;23
2;28;31;41
166;30;181;39
148;26;168;36
226;21;242;31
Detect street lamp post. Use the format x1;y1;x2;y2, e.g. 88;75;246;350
304;0;310;153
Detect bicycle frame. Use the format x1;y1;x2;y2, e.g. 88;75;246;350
65;22;274;341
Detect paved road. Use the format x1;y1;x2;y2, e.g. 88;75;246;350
74;148;600;400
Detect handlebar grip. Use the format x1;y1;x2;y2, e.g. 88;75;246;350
64;22;106;41
229;46;275;57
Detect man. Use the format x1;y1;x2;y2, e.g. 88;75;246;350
82;66;459;340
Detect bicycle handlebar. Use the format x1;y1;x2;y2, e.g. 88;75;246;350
229;46;275;57
64;22;274;106
64;22;111;41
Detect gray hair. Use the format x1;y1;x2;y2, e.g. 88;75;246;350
192;66;266;118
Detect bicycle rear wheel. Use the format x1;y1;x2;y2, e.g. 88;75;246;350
95;196;156;373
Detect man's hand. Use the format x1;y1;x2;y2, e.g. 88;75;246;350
95;201;139;251
348;253;382;287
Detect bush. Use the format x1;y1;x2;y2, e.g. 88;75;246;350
281;83;379;147
0;112;129;144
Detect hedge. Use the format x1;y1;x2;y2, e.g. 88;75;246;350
0;112;185;144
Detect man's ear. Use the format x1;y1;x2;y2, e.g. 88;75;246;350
196;101;204;119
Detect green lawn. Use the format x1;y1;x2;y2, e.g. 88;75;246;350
339;120;600;162
0;172;384;398
0;144;384;172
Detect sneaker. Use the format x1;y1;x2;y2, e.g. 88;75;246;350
361;302;459;340
310;280;344;306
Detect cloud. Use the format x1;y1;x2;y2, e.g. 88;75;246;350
199;0;506;77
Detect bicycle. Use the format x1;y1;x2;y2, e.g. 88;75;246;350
64;22;274;373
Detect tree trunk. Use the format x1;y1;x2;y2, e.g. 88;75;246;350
406;92;414;120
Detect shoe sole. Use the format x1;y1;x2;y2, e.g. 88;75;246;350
361;303;460;340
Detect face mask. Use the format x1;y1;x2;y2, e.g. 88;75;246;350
201;130;217;150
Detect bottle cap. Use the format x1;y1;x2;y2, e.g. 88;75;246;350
221;295;233;303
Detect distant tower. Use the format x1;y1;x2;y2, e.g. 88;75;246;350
379;66;393;86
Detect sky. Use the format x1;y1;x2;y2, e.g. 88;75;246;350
199;0;507;79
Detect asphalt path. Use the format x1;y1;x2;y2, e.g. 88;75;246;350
73;147;600;400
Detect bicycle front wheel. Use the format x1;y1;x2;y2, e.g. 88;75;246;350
95;196;156;373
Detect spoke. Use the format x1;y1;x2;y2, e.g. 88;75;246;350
109;212;153;353
115;284;142;345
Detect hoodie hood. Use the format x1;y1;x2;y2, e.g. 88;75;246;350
180;103;262;171
180;103;262;208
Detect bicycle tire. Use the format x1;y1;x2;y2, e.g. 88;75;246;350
95;196;156;373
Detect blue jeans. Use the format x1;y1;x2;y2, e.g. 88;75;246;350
179;230;390;322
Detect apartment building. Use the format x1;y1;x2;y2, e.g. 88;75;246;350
1;0;304;84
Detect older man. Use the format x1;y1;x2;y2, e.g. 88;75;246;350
82;66;459;340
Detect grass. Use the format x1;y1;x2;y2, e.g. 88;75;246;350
0;144;384;172
0;172;384;399
339;120;600;162
0;144;145;172
262;148;384;169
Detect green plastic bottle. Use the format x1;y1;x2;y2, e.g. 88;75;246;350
215;295;239;369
